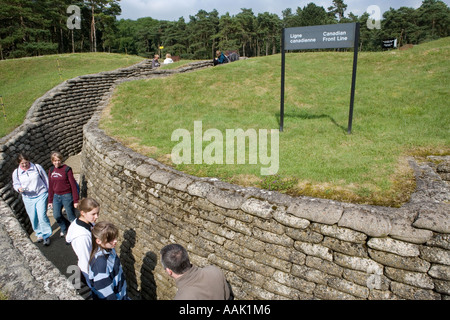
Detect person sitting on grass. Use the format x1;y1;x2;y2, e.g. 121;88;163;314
152;54;160;68
213;50;229;66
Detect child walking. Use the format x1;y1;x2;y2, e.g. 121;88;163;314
47;151;79;237
66;198;100;288
88;221;129;300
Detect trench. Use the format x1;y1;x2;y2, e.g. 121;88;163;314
0;58;449;301
0;60;213;300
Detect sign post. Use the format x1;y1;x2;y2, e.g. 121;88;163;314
280;30;286;132
347;22;360;134
280;22;360;133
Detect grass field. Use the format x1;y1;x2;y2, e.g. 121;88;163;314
0;53;144;138
101;38;449;207
0;41;448;207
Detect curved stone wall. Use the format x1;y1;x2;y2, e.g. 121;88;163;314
0;59;154;232
80;85;450;300
0;58;449;300
0;59;211;299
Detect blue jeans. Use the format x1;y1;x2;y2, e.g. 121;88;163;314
22;192;52;240
52;193;77;234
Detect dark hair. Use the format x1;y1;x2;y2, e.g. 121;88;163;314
160;244;192;275
17;153;30;164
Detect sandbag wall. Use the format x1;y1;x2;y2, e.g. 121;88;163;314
0;57;448;300
0;59;158;232
81;89;450;300
0;60;212;233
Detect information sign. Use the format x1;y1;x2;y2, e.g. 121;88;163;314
280;23;360;134
382;39;397;49
284;23;357;50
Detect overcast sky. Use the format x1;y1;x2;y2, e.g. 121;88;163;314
118;0;450;21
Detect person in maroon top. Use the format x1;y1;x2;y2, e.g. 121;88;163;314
48;151;79;237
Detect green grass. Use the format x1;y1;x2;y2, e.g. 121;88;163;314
1;41;447;207
101;38;449;207
0;53;145;138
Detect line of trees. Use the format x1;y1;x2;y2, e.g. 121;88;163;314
0;0;121;59
0;0;449;60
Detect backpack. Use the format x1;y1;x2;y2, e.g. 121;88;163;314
227;52;239;62
50;165;80;195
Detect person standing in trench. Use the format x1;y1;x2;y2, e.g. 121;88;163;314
12;153;52;246
47;151;79;238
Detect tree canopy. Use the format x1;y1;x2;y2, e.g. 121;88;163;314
0;0;449;59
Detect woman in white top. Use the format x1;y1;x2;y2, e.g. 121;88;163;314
163;53;174;64
66;198;100;287
12;153;52;246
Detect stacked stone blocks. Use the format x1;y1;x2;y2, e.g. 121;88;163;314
81;106;450;299
0;57;448;300
0;60;211;299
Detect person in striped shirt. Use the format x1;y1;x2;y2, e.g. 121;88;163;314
88;221;129;300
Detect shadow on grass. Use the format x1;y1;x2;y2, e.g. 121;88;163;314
275;110;347;133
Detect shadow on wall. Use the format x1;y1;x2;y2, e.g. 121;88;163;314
120;228;158;300
79;174;88;199
141;251;158;300
83;157;159;300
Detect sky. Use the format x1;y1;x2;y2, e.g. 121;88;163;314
117;0;450;21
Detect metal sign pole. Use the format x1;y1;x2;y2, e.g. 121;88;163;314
280;28;286;132
281;23;358;133
347;22;360;134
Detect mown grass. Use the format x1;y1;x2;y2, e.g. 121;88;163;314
101;38;449;207
0;53;144;138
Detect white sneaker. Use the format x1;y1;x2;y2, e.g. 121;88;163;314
43;238;51;246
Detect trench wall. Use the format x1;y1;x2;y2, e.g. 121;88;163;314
81;115;450;300
0;58;449;300
81;82;450;300
0;59;211;299
0;59;156;232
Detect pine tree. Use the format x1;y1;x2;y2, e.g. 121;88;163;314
85;0;120;52
0;0;57;58
417;0;450;40
328;0;348;22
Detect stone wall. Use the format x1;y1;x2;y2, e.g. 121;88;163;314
0;60;211;233
0;199;81;300
81;89;450;299
0;57;449;300
0;59;212;299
